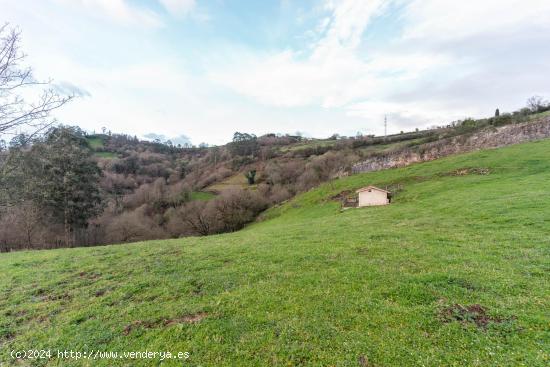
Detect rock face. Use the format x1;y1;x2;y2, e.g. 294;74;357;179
352;117;550;174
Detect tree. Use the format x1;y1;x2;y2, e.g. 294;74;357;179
526;96;548;113
1;127;103;247
37;127;103;246
228;132;259;157
181;201;213;236
0;24;72;140
244;169;256;185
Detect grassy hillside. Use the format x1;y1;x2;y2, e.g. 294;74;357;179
86;136;105;150
206;172;251;193
86;136;118;159
1;140;549;366
189;191;216;201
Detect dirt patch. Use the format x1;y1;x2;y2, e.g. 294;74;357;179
32;288;47;296
331;190;352;201
14;309;28;317
331;190;358;207
164;312;208;326
35;315;50;323
189;280;204;296
41;292;71;302
358;355;374;366
439;304;511;328
123;312;208;335
94;289;107;297
1;330;15;341
447;167;490;176
78;272;101;280
123;320;157;335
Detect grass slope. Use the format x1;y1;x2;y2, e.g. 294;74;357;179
86;137;118;159
1;141;549;366
86;137;105;150
93;151;117;159
189;191;216;201
207;173;252;193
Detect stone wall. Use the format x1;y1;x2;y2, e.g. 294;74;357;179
352;117;550;174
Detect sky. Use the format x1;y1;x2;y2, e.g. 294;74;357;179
2;0;550;145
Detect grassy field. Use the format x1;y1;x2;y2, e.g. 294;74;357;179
189;191;216;201
93;151;117;159
1;140;549;366
207;172;253;193
85;137;117;159
86;137;105;150
281;139;338;152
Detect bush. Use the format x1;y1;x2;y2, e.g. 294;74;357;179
213;189;268;232
104;205;167;243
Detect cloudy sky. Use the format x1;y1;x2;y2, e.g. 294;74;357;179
2;0;550;145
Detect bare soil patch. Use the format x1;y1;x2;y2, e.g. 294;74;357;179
331;190;358;207
164;312;208;326
447;167;490;176
439;304;511;328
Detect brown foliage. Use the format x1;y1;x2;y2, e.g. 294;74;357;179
104;205;167;243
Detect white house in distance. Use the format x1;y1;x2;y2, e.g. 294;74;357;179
356;186;391;207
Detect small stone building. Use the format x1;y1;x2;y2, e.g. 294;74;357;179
356;186;391;207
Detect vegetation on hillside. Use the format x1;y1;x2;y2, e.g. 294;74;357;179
2;100;550;250
0;140;548;366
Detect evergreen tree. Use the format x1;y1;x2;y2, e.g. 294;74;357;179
244;170;256;185
37;127;103;246
1;127;103;246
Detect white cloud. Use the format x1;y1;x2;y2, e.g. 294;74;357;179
402;0;550;42
210;0;550;136
210;0;390;108
347;100;477;130
318;0;386;50
158;0;196;17
210;49;375;108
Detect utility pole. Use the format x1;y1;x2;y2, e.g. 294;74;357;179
384;115;387;139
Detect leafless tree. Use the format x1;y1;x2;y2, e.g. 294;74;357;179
182;201;213;236
1;24;72;139
526;95;548;113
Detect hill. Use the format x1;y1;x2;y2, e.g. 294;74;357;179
1;140;548;366
2;108;550;250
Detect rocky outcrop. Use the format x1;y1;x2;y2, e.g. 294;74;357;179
352;117;550;174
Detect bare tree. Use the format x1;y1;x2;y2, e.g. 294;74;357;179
182;201;213;236
526;96;548;113
1;24;72;139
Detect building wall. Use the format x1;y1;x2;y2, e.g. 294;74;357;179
358;190;389;207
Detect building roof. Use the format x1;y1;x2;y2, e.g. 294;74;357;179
355;185;391;194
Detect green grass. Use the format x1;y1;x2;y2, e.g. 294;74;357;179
207;173;253;192
86;137;105;150
1;140;549;366
528;110;550;121
87;137;116;159
189;191;216;201
281;139;338;152
93;151;117;159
